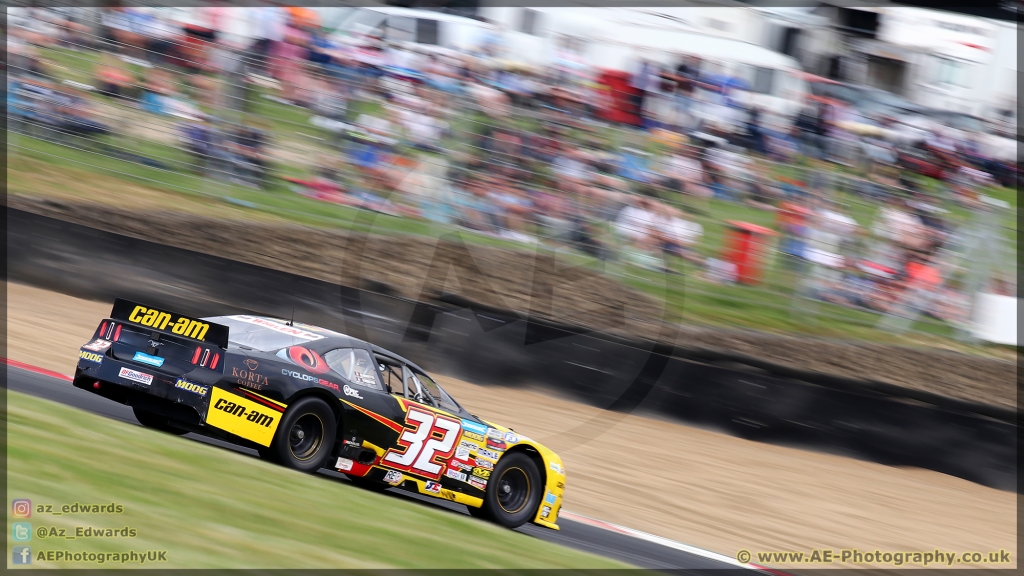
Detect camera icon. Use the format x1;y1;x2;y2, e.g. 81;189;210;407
12;499;32;518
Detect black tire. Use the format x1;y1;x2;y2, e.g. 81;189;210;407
480;452;543;528
265;397;336;473
132;407;188;435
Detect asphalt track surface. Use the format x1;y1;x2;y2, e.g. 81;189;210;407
7;364;742;572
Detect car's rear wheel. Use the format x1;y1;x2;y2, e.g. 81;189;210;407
479;452;543;528
264;397;336;473
132;407;188;435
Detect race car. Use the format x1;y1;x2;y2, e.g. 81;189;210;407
72;299;565;529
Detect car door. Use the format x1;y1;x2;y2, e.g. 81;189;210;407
320;346;401;452
377;363;465;486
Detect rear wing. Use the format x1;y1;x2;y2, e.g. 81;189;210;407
110;298;229;349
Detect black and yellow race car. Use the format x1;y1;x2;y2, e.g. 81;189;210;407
73;299;565;529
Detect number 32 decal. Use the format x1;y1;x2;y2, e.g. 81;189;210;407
383;406;462;480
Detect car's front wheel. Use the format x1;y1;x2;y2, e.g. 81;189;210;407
479;452;543;528
132;407;188;435
264;397;336;473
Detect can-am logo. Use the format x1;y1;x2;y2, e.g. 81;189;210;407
213;397;275;428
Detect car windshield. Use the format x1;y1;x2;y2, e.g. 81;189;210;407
414;370;461;413
208;315;333;352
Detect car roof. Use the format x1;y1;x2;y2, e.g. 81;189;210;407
210;315;430;373
369;344;428;374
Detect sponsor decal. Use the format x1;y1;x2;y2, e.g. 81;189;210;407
343;384;363;399
473;458;493;471
445;468;468;482
475;448;500;462
243;359;259;371
462;431;485;442
550;462;564;475
174;378;208;396
439;489;458;501
468;477;487;490
471;467;492;480
556;481;565;490
354;372;378;387
118;367;152;385
336;457;354;471
486;428;504;440
382;406;463;480
504;432;519;444
458;440;478;453
132;351;165;368
79;350;104;364
383;470;404;486
205;388;280;446
545;491;557;504
541;505;551;519
454;447;470;460
281;369;338;391
486;437;507;452
127;305;210;341
229;315;326;341
449;460;474;472
82;339;112;352
285;346;330;374
344;439;362;447
231;365;270;391
461;419;489;436
424;481;441;494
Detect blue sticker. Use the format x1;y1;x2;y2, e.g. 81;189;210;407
545;491;557;504
461;419;488;436
133;351;165;367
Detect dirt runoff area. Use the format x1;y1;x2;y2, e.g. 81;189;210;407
5;282;1015;570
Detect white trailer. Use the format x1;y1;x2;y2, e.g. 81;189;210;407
876;6;1017;119
480;7;809;122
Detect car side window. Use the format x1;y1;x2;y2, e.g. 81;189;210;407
323;348;383;391
377;358;405;396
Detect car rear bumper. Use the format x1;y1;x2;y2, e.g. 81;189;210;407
74;355;212;425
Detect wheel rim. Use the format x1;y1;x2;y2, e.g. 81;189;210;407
289;414;324;461
496;466;531;514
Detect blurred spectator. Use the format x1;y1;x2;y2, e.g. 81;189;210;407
614;194;660;255
660;143;712;212
248;5;289;74
96;52;135;99
653;203;704;266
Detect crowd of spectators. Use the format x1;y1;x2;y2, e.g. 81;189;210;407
6;6;1012;325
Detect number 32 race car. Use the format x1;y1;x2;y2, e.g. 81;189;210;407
73;299;565;529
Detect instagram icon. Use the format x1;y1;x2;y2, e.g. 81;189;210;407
12;499;31;518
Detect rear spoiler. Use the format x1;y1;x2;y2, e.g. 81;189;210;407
110;298;229;349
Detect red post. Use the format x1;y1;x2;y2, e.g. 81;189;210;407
722;220;778;285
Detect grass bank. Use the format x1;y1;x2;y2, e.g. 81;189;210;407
5;391;629;569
